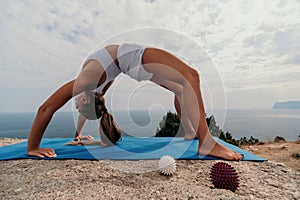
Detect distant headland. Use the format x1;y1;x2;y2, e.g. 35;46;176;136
272;101;300;109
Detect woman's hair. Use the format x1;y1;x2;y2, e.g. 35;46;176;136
80;91;122;145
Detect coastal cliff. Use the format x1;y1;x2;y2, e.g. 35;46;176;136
272;101;300;109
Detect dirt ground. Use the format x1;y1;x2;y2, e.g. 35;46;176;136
0;138;299;199
240;140;300;171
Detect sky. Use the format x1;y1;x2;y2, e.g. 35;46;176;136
0;0;299;112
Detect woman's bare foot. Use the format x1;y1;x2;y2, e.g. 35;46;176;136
184;130;198;140
198;137;243;161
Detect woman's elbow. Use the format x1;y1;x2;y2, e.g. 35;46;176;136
37;103;56;115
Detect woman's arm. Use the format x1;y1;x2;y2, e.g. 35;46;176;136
74;114;87;140
65;140;108;146
27;80;76;158
27;59;108;158
27;60;106;158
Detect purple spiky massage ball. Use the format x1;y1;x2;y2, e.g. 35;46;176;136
210;162;239;192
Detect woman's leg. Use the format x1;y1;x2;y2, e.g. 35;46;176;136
174;96;197;140
142;48;243;160
154;77;196;139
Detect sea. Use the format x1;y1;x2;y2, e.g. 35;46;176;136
0;109;299;142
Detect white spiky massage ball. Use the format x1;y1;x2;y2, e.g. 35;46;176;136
159;155;176;176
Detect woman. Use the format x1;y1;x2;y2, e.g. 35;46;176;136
73;81;196;142
27;43;243;160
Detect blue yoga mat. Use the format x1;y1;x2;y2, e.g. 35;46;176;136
0;137;266;161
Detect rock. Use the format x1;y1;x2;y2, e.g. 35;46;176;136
268;145;276;150
279;145;288;150
268;144;288;151
274;136;286;143
14;188;23;193
249;146;258;151
291;152;300;159
258;191;270;197
268;182;280;188
257;141;265;145
276;163;286;167
292;192;300;199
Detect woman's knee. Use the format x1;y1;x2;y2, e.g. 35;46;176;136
183;68;200;85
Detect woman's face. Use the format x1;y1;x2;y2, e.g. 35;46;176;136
75;92;90;113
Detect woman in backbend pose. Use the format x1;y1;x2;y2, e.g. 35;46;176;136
27;43;243;160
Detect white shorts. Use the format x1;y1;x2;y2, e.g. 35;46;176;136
117;43;153;81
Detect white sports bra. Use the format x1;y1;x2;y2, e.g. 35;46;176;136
83;47;121;92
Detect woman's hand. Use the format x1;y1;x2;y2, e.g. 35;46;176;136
65;140;107;146
74;135;94;141
65;141;84;146
78;135;94;140
27;148;57;158
27;80;76;159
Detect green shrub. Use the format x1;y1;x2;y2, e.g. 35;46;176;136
238;136;260;145
219;131;239;146
155;111;182;137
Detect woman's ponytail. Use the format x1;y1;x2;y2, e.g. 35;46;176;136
100;108;122;145
96;93;121;145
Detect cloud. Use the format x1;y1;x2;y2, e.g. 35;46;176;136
273;29;300;65
243;33;269;48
